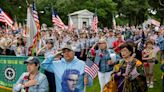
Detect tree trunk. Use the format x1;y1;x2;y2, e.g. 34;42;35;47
129;14;132;26
160;17;164;25
134;15;137;26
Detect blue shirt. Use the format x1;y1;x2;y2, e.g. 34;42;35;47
13;72;48;92
94;49;121;73
156;35;164;50
41;56;93;92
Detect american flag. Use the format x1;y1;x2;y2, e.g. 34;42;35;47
52;10;65;30
85;58;99;79
91;14;98;32
31;2;40;48
0;12;5;23
26;6;38;56
32;2;40;30
0;8;14;28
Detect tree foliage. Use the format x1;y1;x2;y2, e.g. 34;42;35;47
148;0;164;24
0;0;163;27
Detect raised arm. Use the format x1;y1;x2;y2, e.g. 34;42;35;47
36;45;46;56
41;51;62;73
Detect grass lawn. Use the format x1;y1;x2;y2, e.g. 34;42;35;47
86;63;162;92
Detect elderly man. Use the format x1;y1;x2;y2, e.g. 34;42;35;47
41;44;93;92
13;57;49;92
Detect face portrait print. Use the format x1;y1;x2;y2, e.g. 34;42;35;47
61;69;80;92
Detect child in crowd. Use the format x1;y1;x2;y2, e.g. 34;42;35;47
142;40;156;88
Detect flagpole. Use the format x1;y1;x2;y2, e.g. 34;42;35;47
26;0;30;56
84;74;88;92
14;15;17;23
95;0;97;14
26;0;30;7
51;3;54;29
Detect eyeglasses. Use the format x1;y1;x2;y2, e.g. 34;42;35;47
68;78;78;82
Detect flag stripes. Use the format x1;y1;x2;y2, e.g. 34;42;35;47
32;2;40;30
0;8;14;28
0;14;5;22
85;63;99;79
52;10;65;29
91;14;98;32
26;6;38;56
31;2;41;49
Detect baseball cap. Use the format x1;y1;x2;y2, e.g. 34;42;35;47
24;57;40;64
62;44;75;51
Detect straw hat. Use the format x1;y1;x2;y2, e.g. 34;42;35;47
98;37;107;43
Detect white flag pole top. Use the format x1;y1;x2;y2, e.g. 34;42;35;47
69;15;73;27
112;15;116;29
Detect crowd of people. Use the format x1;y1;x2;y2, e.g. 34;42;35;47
1;24;163;92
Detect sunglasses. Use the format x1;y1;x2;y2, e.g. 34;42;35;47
98;42;106;44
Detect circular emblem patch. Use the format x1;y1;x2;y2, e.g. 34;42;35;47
4;66;16;81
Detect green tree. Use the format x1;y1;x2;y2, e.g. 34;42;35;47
0;0;27;23
148;0;164;25
0;0;163;27
114;0;150;26
35;0;117;28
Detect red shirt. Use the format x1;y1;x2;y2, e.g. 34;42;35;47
112;40;124;53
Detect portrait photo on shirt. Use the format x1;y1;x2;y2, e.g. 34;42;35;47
61;69;80;92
